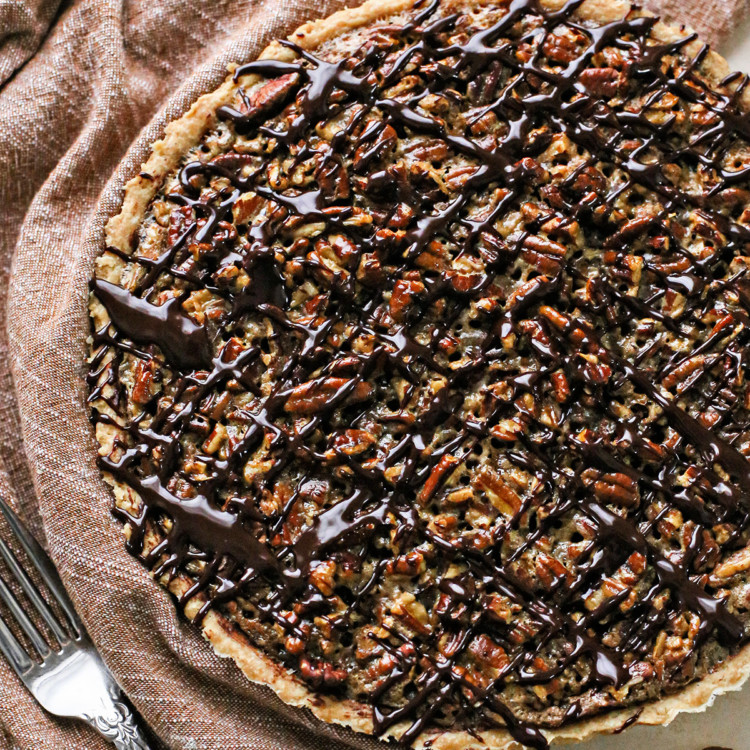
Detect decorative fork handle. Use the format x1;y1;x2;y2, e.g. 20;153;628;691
81;683;151;750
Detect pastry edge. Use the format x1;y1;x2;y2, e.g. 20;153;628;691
203;605;750;749
95;0;750;746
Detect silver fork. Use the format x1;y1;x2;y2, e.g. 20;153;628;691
0;497;151;749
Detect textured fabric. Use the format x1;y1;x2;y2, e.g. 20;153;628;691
0;0;746;748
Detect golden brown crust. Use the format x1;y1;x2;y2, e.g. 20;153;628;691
202;611;750;750
95;0;750;747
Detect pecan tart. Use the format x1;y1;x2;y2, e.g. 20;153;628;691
87;0;750;747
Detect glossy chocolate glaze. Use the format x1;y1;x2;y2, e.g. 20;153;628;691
89;0;750;746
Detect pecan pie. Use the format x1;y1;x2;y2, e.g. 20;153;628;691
88;0;750;746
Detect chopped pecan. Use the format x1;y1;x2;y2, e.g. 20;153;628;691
535;552;571;589
604;216;654;249
579;67;622;98
469;634;509;673
445;165;478;189
309;559;337;596
445;487;473;504
490;418;525;442
391;592;431;635
331;429;376;456
328;234;357;265
247;73;297;111
661;355;712;392
627;551;647;576
714;545;750;579
316;158;350;200
353;123;397;172
167;205;193;247
538;305;569;330
386;550;425;576
284;636;305;655
388;203;414;229
209;152;254;173
579;354;612;385
583;469;638;507
506;275;551;312
232;191;265;225
406;138;449;162
523;235;567;257
284;377;372;414
543;33;579;64
390;278;425;321
473;467;522;516
131;359;157;405
415;240;449;272
550;371;570;403
418;455;460;503
357;251;386;286
299;657;348;688
715;188;750;209
541;184;565;209
202;423;227;455
572;166;608;194
521;249;562;276
516;157;548;185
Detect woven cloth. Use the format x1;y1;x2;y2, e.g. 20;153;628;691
0;0;746;747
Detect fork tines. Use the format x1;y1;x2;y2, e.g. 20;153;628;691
0;497;81;672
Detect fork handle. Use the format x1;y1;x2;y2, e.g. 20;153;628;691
82;687;151;750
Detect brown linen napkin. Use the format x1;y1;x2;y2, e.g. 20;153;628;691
0;0;747;748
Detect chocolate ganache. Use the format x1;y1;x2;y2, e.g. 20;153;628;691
89;0;750;746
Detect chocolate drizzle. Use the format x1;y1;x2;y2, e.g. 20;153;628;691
88;1;750;747
92;278;213;370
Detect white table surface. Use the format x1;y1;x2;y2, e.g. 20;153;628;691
571;23;750;750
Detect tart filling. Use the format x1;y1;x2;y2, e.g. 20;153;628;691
89;0;750;746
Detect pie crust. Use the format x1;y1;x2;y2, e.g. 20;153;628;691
89;0;750;747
